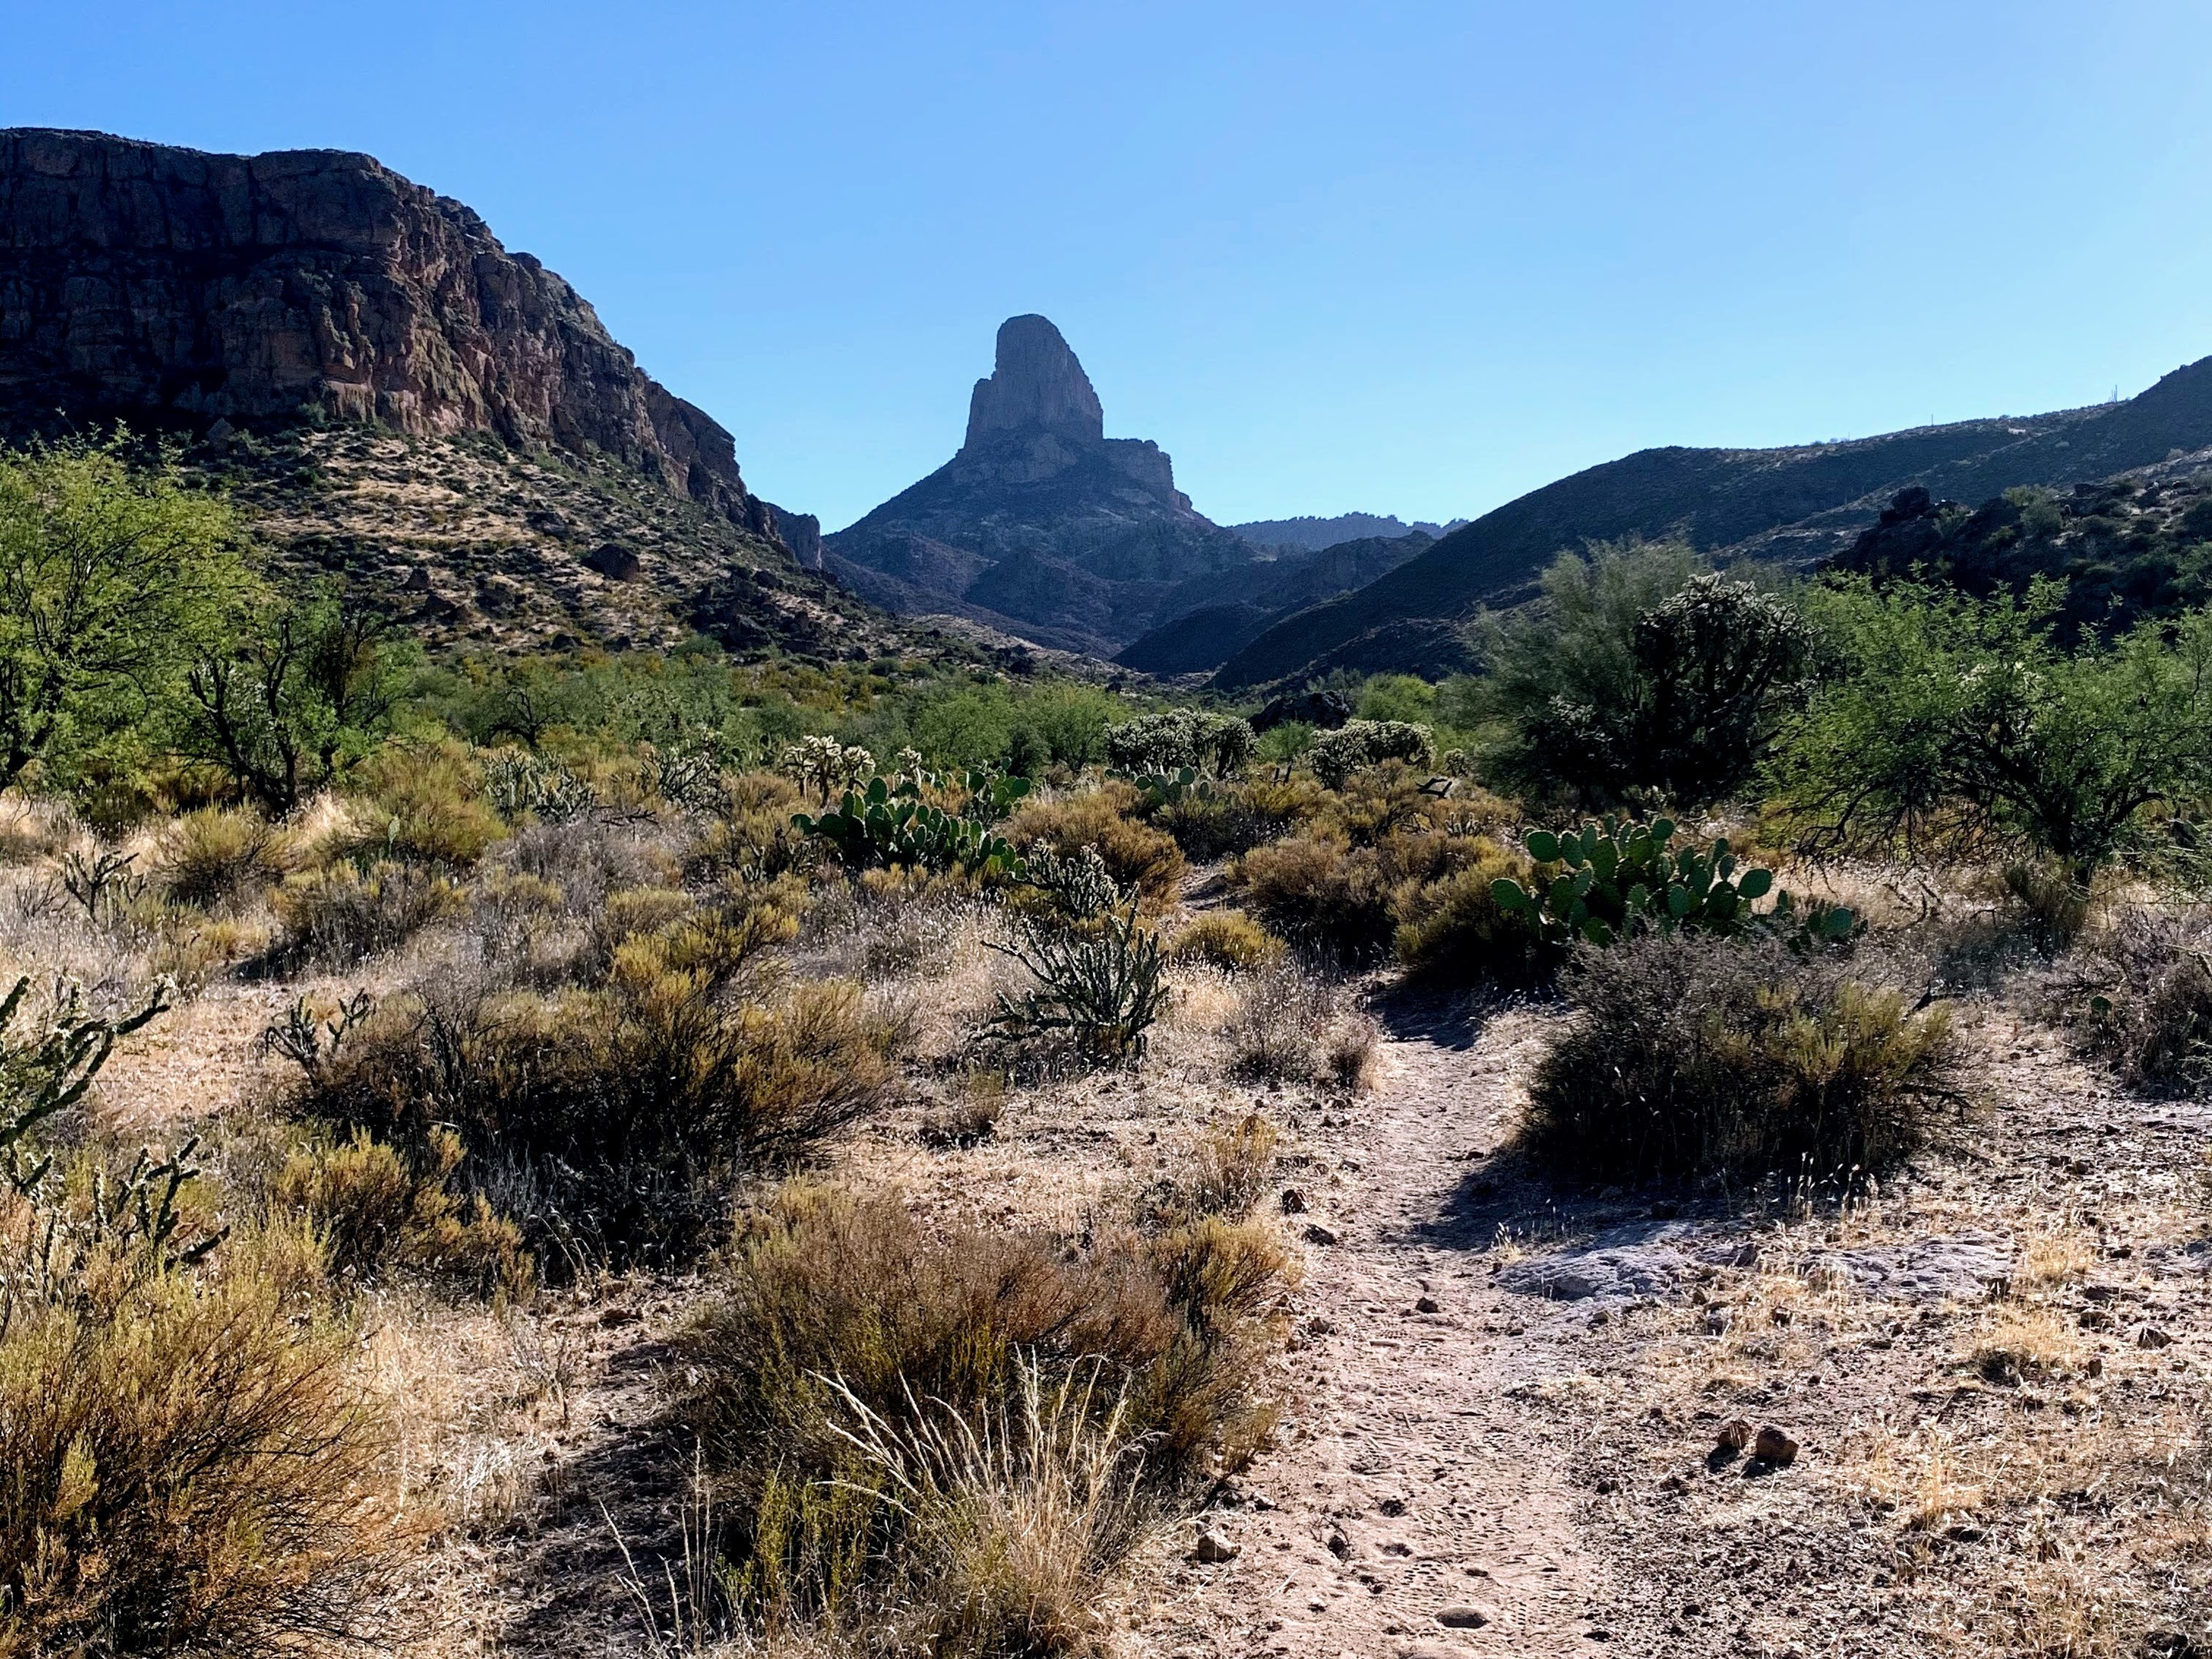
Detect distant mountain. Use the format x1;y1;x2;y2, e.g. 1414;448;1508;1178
1116;532;1432;674
1213;358;2212;690
1230;512;1468;551
826;316;1257;657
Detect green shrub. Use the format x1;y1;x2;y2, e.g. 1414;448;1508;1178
1474;541;1808;805
1235;829;1482;965
1104;709;1254;777
1167;909;1286;973
1306;720;1432;787
1522;933;1961;1185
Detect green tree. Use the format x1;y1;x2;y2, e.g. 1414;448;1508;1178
1473;541;1807;804
0;439;253;790
177;585;408;813
1772;577;2212;888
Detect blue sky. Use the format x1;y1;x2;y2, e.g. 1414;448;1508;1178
8;2;2212;530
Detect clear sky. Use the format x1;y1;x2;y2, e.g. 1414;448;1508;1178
7;2;2212;531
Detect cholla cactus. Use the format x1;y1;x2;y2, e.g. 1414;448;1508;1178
779;735;877;802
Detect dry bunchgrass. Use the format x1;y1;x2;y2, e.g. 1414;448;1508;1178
669;1178;1290;1650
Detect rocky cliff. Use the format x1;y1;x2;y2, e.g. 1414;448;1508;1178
0;127;811;550
826;315;1256;657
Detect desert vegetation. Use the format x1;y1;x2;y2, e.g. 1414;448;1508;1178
5;451;2212;1656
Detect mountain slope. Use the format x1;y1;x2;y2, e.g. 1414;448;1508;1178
0;127;883;660
1230;512;1465;551
1214;359;2212;690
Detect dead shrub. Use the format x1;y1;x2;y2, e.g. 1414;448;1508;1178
1224;965;1336;1083
270;1128;531;1301
1522;932;1962;1186
670;1181;1286;1644
151;806;292;908
2043;903;2212;1094
1004;784;1186;912
1167;909;1286;974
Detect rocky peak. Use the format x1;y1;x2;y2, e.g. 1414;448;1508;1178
963;314;1104;449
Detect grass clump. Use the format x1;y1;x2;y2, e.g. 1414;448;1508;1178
268;859;466;966
670;1179;1288;1650
1522;932;1961;1185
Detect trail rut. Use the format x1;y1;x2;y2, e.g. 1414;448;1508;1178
1136;995;1610;1657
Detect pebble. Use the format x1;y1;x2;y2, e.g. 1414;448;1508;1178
1305;1222;1343;1247
1280;1187;1309;1214
1715;1419;1753;1452
2135;1324;2174;1349
1435;1604;1495;1629
1416;1295;1441;1314
1193;1528;1240;1563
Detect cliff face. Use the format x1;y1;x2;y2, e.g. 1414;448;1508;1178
827;313;1254;657
0;127;802;541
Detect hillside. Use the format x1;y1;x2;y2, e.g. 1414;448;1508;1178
1214;357;2212;690
1230;511;1465;551
1115;531;1432;674
0;127;879;661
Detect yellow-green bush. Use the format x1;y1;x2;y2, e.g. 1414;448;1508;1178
336;739;503;869
0;1200;385;1655
1390;843;1550;982
1004;783;1186;912
1151;776;1327;860
271;1128;531;1301
1167;909;1286;973
1522;932;1961;1184
294;944;892;1264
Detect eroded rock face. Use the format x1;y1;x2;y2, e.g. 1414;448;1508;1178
0;127;762;525
965;314;1104;448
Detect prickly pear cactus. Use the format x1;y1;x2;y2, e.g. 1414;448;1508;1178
1488;815;1849;949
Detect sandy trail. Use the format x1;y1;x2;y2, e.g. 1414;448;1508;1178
1136;993;1610;1657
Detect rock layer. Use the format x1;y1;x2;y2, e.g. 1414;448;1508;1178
0;127;806;547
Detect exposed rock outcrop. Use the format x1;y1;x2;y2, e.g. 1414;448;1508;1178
0;127;813;555
827;314;1255;657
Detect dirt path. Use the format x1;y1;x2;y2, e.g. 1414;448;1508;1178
1135;994;1612;1657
